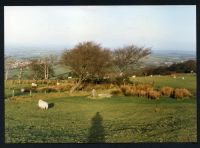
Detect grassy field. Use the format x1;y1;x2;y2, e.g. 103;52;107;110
5;74;197;143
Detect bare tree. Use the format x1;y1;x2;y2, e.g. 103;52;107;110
39;55;57;80
29;56;55;80
112;45;151;77
61;41;111;94
17;62;24;83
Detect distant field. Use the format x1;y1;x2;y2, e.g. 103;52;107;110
130;73;196;94
5;73;197;143
7;64;70;80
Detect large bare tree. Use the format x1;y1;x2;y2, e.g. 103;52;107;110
62;41;111;94
112;45;151;77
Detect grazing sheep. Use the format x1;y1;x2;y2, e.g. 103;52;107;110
38;99;48;109
132;75;136;78
31;83;37;87
147;90;161;100
150;75;153;77
56;82;60;86
68;76;72;79
182;77;185;80
21;88;25;93
173;76;176;79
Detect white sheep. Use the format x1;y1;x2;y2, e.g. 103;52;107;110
56;82;60;85
21;88;25;93
31;83;37;87
68;76;72;79
132;75;136;78
38;99;48;110
182;77;185;80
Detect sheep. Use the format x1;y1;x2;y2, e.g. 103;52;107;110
31;83;37;87
38;99;48;109
68;76;72;79
21;88;25;93
182;77;185;80
56;82;60;86
132;75;136;78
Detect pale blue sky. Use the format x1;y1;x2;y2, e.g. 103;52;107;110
5;6;196;51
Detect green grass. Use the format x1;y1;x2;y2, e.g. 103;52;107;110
130;73;196;94
5;94;197;143
5;73;197;143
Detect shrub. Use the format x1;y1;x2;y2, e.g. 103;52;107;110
121;84;154;97
173;88;192;99
136;84;154;91
137;90;147;97
161;86;174;97
110;89;122;95
147;90;161;100
36;86;57;93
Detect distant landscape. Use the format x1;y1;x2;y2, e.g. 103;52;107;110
5;6;196;143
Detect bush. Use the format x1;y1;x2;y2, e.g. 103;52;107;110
161;86;174;97
136;84;154;91
147;90;161;100
36;86;57;93
136;90;147;97
110;89;122;95
120;84;152;97
173;88;192;99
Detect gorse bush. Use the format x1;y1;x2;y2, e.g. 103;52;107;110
110;89;122;95
173;88;192;99
161;86;174;97
147;90;161;100
120;84;154;97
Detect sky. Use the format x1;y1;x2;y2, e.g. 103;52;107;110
4;6;196;51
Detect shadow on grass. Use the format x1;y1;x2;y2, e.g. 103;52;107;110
48;103;55;109
87;112;105;143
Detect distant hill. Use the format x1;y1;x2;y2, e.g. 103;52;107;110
152;49;195;59
5;48;196;64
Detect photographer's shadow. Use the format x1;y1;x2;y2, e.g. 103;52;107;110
87;112;105;143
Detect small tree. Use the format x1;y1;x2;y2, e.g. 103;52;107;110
29;58;55;80
61;41;111;94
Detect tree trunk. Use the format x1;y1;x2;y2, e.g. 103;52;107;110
47;65;49;79
18;67;23;84
69;78;82;94
44;64;47;79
